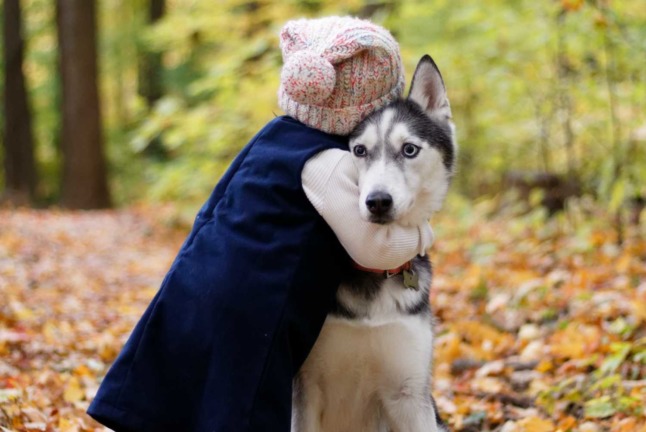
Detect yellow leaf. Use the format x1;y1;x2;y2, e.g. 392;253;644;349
42;321;58;345
472;376;504;393
549;324;600;360
615;253;631;273
452;320;514;357
536;359;553;373
434;333;462;364
464;264;482;289
58;417;79;432
9;299;36;321
632;300;646;324
517;416;554;432
63;377;84;403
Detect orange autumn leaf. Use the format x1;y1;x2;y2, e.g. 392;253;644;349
557;415;577;430
451;320;514;356
562;0;584;11
549;324;601;360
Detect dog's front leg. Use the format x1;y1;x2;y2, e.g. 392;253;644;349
292;372;324;432
380;380;440;432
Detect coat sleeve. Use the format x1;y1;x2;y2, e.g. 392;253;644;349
302;148;434;270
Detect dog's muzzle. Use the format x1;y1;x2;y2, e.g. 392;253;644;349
365;191;393;217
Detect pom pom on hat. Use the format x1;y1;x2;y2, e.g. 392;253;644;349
278;16;405;135
281;51;336;106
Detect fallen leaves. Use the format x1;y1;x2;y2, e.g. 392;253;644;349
62;378;83;404
0;208;183;431
1;202;645;430
549;324;601;360
431;200;646;430
514;416;554;432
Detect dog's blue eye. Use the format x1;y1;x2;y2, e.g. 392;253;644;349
353;145;367;157
402;143;420;158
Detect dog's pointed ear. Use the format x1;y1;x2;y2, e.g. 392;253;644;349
408;55;452;121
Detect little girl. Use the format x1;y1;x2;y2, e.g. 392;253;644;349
88;16;432;432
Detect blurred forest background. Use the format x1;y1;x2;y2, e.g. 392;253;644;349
2;0;646;221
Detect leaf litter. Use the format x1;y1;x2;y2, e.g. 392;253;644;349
0;202;645;431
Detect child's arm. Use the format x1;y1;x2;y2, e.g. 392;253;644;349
302;148;434;270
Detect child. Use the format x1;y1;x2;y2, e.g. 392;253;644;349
88;16;432;432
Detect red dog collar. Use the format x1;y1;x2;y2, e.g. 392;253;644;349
352;260;412;279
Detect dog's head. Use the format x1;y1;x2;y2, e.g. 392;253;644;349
349;55;457;226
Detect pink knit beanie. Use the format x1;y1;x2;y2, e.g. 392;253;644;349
278;16;405;135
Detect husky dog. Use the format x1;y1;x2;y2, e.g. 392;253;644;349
292;55;456;432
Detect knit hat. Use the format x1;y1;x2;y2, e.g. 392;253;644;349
278;16;405;135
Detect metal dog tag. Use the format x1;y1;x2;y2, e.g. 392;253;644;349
403;269;419;291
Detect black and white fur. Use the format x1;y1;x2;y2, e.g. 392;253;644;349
292;55;456;432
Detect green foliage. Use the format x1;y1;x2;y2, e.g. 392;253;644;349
121;0;379;208
9;0;646;210
538;339;646;419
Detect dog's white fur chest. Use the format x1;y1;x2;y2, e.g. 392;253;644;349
294;315;434;432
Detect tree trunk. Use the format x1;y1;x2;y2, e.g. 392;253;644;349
138;0;165;106
138;0;166;158
555;10;577;178
56;0;111;208
2;0;37;205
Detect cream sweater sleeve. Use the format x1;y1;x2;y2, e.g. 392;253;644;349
302;148;434;270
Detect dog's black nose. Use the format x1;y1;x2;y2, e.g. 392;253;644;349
366;192;393;215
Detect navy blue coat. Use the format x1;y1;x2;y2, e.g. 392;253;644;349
88;116;351;431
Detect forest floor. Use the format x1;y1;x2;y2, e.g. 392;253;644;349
0;203;645;431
